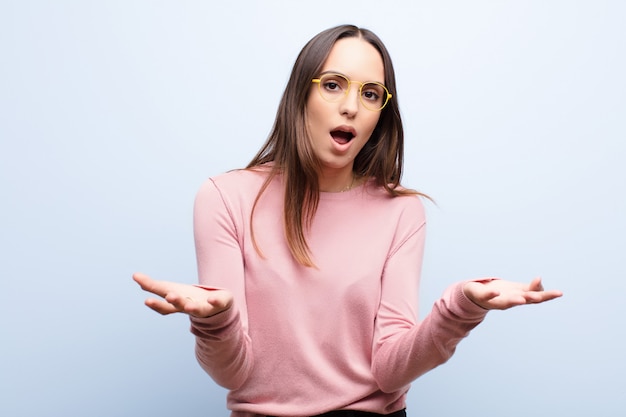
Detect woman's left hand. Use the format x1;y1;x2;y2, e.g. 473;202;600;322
463;277;562;310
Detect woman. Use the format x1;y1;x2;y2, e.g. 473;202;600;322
133;25;562;417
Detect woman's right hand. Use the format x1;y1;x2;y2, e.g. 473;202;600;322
133;272;233;318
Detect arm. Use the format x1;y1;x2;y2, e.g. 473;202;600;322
371;205;563;393
188;178;253;390
133;179;253;389
371;222;488;393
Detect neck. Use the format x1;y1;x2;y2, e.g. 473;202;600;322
318;170;356;193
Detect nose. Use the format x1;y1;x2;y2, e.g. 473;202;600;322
338;85;359;117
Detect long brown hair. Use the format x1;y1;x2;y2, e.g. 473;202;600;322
247;24;424;267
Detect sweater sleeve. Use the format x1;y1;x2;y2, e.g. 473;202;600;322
371;209;488;393
188;178;253;390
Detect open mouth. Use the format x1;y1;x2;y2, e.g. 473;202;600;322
330;129;355;145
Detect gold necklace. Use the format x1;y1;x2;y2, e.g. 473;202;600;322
341;173;356;192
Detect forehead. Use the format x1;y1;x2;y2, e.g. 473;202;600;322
320;37;385;83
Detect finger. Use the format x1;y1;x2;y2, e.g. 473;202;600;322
463;282;501;309
474;283;501;300
498;296;528;309
144;298;181;315
133;272;155;290
164;292;195;312
133;272;169;298
527;276;544;292
182;291;229;317
205;294;232;311
183;301;214;318
479;292;501;305
524;290;563;304
169;295;217;318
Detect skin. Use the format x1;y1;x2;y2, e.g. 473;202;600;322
306;37;383;192
133;272;232;318
133;37;562;316
463;277;561;310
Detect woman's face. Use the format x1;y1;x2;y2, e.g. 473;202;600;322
306;37;384;183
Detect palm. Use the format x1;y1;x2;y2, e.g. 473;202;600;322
133;272;233;318
463;277;562;310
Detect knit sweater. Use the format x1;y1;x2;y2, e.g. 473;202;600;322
189;168;488;417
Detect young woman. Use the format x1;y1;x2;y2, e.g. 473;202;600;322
133;25;562;417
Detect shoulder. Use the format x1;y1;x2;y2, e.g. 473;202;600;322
208;167;269;190
355;183;427;252
196;168;269;197
361;180;426;219
195;167;280;213
388;192;426;232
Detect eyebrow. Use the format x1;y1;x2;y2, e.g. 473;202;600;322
318;70;385;86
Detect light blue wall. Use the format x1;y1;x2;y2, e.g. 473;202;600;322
1;1;624;416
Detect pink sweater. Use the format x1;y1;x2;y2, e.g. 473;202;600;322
189;169;488;417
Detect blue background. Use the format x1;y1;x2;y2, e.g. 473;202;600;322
1;1;624;416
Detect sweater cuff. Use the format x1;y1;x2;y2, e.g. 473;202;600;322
189;304;240;340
